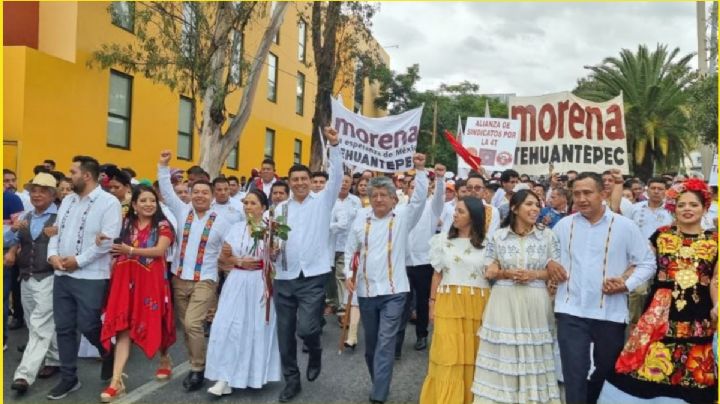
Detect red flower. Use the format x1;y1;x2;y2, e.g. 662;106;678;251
687;344;716;386
673;346;683;360
670;370;684;385
682;238;693;246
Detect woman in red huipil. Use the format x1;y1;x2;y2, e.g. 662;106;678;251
99;185;176;402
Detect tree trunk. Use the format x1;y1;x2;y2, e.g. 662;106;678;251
635;145;655;181
310;2;342;171
198;2;288;178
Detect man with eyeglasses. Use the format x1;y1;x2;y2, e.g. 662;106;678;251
465;172;500;238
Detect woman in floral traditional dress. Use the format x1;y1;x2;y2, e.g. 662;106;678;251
100;185;176;402
600;179;718;404
204;189;281;396
419;196;490;404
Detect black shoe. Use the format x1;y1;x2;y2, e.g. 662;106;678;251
343;342;357;351
47;379;82;400
278;382;301;402
17;344;26;353
182;372;193;389
370;399;385;404
414;337;427;351
11;378;29;394
306;350;321;382
184;370;205;391
101;346;115;381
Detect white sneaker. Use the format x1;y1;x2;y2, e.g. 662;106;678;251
207;380;231;396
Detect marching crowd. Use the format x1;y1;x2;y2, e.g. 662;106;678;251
2;126;718;404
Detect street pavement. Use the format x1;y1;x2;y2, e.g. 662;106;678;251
3;314;428;404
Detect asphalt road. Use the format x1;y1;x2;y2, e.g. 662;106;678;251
4;314;428;404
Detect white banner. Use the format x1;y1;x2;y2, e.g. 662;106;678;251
331;97;423;173
462;117;520;172
508;91;629;176
709;154;717;186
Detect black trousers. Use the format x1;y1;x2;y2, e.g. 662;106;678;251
556;313;626;404
10;264;23;322
53;276;109;382
396;264;434;352
273;272;328;385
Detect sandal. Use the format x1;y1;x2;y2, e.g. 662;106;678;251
100;375;126;403
155;356;173;381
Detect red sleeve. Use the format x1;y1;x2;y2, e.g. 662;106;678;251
158;221;175;244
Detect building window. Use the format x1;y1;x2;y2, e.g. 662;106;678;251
296;72;305;115
107;70;132;149
265;128;275;159
294;139;302;164
298;19;306;62
226;144;239;169
178;97;193;160
110;2;134;32
271;2;279;44
230;30;243;85
267;52;278;102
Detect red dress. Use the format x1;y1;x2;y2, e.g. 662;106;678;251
101;220;176;358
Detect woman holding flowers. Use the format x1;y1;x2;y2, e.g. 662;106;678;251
600;178;718;404
204;189;282;396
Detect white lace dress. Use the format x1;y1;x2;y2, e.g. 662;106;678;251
471;227;561;404
205;221;281;388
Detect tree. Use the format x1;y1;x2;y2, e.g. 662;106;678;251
574;44;697;179
687;73;718;146
90;2;288;178
306;2;382;171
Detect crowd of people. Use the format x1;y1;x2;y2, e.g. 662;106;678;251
2;127;718;404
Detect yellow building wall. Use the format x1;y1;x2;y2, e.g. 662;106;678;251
4;2;386;184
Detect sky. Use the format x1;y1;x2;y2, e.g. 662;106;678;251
372;2;703;96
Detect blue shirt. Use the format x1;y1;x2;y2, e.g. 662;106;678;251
537;207;565;229
14;205;58;241
552;207;656;323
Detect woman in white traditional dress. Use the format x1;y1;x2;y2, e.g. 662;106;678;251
471;189;561;404
205;189;281;396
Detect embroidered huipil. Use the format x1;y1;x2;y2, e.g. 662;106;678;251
272;145;342;280
158;165;231;282
344;171;428;298
553;208;657;323
428;233;489;290
406;177;445;266
487;226;560;288
47;186;122;279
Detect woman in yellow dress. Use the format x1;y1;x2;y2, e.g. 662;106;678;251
420;196;490;404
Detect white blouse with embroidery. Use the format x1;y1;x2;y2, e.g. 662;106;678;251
429;233;490;289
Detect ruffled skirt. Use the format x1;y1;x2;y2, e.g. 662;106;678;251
471;284;560;404
420;285;490;404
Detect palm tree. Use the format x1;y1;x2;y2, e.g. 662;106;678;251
574;44;697;179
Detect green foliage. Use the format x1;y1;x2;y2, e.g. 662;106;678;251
90;2;262;124
687;73;718;146
373;65;510;172
574;44;697;178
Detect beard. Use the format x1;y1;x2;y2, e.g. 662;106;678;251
71;181;85;194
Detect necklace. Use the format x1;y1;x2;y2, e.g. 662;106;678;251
57;194;98;255
660;227;707;311
565;214;616;307
362;212;396;295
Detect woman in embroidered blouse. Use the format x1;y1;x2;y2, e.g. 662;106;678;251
419;196;489;404
100;185;176;402
204;189;281;396
471;189;561;404
600;179;718;404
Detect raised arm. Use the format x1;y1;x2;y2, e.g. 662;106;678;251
405;153;429;226
157;150;187;216
321;127;343;209
431;164;446;219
